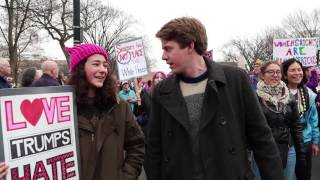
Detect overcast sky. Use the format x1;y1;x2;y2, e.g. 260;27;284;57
44;0;320;73
106;0;320;72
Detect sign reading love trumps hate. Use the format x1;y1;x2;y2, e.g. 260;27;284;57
0;86;80;180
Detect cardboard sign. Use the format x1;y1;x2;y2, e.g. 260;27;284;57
273;38;318;67
0;86;80;180
115;37;148;80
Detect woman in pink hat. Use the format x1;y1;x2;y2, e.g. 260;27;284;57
66;43;144;180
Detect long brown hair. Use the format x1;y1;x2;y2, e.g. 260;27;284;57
68;60;118;108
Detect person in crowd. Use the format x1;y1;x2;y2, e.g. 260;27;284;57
119;80;136;111
66;43;144;179
249;59;263;90
250;61;305;180
304;66;318;92
134;79;144;113
282;58;319;180
143;80;152;93
57;71;68;85
0;59;11;89
20;67;42;87
0;44;145;180
30;60;60;87
146;17;283;180
139;71;166;134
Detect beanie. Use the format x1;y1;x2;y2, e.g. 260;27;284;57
255;59;263;66
65;43;109;73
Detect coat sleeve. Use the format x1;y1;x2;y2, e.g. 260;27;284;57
288;97;306;156
309;93;319;145
122;103;145;180
145;86;162;180
239;70;284;180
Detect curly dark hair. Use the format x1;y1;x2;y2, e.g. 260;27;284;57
156;17;208;55
68;60;118;107
20;67;37;87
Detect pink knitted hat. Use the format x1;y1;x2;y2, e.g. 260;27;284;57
65;43;109;73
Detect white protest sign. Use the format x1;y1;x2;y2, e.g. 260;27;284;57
273;38;318;66
115;38;148;80
0;86;80;180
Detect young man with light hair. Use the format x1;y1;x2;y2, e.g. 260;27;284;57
146;17;284;180
0;59;11;89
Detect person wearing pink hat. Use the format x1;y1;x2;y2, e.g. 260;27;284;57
66;43;144;180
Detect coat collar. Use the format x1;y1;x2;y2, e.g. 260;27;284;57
158;59;227;94
157;59;227;131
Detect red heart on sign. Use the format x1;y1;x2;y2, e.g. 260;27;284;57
20;99;44;126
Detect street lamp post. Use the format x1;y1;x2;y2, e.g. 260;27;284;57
73;0;81;45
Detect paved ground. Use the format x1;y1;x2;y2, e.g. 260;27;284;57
311;155;320;180
139;156;320;180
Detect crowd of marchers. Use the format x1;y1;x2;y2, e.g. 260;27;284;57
0;16;319;180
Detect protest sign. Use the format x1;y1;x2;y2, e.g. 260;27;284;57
273;37;318;66
0;86;80;180
115;37;148;81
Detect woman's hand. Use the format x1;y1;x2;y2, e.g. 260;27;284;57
312;144;319;156
0;162;8;179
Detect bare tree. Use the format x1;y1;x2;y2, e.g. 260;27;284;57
81;0;136;70
81;0;157;74
141;35;157;71
282;9;320;38
221;9;320;69
222;36;266;71
28;0;73;64
222;27;287;71
0;0;37;82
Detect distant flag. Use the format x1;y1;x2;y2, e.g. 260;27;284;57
204;49;213;60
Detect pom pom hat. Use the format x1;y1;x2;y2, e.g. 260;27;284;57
65;43;109;73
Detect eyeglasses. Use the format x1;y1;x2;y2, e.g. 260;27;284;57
265;70;281;75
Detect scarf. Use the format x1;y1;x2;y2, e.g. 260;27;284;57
256;80;289;110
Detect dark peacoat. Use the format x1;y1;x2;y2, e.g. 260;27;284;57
146;60;284;180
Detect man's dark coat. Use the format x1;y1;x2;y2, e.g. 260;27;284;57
146;60;284;180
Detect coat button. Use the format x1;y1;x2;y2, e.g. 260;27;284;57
164;157;170;163
219;118;227;126
167;130;173;136
228;147;236;154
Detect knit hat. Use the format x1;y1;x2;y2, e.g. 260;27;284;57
255;59;263;66
65;43;109;73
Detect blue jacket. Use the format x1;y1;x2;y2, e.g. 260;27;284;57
119;89;136;111
301;88;319;144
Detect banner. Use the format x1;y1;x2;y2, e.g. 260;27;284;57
0;86;80;180
115;37;148;81
273;38;318;66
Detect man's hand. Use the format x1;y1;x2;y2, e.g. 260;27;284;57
312;144;319;156
0;162;8;180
